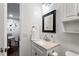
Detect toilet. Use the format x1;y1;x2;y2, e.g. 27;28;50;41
65;51;79;56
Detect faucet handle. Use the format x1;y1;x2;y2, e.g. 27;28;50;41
44;35;50;41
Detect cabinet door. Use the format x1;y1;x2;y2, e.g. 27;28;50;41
64;3;77;18
32;45;45;56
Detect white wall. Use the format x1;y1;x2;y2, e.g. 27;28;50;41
20;3;42;56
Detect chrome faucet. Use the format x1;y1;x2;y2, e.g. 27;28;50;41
44;35;50;41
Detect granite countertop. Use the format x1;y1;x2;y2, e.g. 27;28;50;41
32;39;60;50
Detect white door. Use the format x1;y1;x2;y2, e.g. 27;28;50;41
0;3;7;56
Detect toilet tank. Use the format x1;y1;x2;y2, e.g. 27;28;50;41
65;51;79;56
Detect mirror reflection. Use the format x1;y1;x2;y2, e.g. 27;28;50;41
42;10;56;33
44;14;53;30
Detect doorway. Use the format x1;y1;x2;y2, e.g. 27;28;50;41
7;3;20;56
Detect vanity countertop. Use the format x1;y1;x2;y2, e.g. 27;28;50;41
32;39;60;50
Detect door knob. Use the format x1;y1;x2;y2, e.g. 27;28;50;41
0;48;3;53
5;48;8;52
5;47;10;52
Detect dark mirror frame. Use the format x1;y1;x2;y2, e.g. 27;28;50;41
42;10;56;33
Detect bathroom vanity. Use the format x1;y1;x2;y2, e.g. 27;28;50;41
31;40;60;56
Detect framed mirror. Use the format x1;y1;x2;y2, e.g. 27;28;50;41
42;10;56;33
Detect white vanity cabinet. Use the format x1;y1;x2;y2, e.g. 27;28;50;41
32;41;48;56
32;44;46;56
31;40;60;56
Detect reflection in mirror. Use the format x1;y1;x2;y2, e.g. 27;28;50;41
44;14;53;30
42;10;56;33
